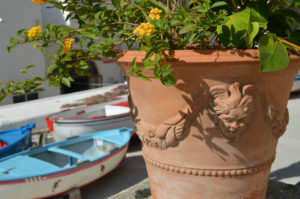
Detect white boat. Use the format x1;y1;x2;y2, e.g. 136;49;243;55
0;127;132;199
46;96;134;141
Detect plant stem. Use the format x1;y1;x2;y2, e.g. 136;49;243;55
231;0;239;12
277;37;300;51
112;22;138;26
172;0;177;12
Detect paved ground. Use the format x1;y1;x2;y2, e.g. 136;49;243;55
270;92;300;185
50;93;300;199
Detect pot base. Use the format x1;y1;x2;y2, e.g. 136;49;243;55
147;161;270;199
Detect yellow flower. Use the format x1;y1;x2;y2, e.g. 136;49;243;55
27;25;42;38
133;23;154;37
31;0;46;6
149;8;162;20
63;38;75;54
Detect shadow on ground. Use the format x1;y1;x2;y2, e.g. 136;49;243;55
270;161;300;185
289;92;300;100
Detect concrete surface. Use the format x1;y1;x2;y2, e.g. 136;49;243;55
270;92;300;185
107;179;300;199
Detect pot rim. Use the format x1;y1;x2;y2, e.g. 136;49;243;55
116;49;300;64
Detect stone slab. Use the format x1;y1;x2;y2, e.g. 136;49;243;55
108;179;300;199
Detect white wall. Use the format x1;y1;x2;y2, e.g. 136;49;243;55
0;1;125;106
41;3;126;87
0;0;60;106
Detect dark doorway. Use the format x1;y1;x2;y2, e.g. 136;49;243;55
61;61;103;94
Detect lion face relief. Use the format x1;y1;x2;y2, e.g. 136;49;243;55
210;82;257;142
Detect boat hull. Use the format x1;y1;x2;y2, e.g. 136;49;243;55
0;144;128;199
53;114;134;141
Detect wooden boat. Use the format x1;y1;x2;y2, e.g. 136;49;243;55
0;122;34;158
46;96;134;141
0;127;132;199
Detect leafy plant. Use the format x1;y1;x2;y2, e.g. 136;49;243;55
1;0;300;101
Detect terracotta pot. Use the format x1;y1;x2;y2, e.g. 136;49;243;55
117;50;300;199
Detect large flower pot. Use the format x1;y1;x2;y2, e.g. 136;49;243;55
117;50;300;199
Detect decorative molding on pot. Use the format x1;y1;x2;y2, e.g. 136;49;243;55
267;106;289;139
135;106;191;149
144;153;275;177
210;82;257;142
128;93;192;149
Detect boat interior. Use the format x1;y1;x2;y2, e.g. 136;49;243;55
30;138;119;168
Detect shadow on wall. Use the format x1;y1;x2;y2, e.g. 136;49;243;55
41;4;67;26
270;161;300;183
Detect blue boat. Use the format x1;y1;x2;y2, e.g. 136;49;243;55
0;127;132;199
0;122;35;158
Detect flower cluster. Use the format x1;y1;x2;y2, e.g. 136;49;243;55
31;0;46;6
133;22;154;37
149;8;162;20
63;38;75;54
27;25;42;38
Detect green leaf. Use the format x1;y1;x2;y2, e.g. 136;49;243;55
148;0;171;13
14;89;25;94
62;77;71;87
161;74;176;86
170;20;181;26
16;29;26;37
179;24;195;35
249;0;268;27
111;0;121;8
130;57;139;73
137;73;151;81
9;37;16;44
47;64;58;75
25;65;35;70
211;1;228;9
217;8;251;48
246;22;259;48
258;34;289;72
7;45;16;53
291;0;300;7
48;76;61;88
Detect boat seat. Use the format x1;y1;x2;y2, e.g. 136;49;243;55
93;135;123;146
48;147;91;161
